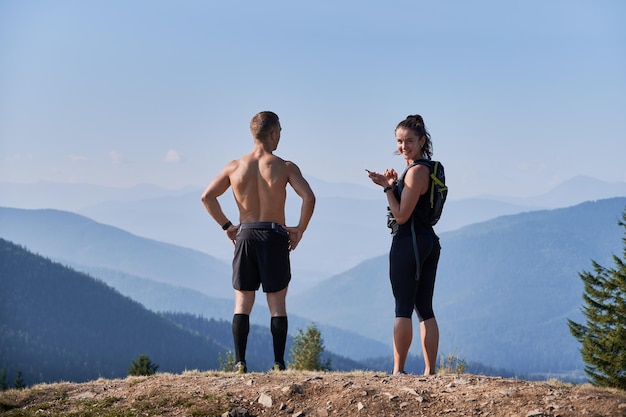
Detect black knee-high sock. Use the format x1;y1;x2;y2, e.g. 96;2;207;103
232;314;250;364
271;316;288;365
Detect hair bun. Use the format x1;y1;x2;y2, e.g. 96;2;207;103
408;114;424;125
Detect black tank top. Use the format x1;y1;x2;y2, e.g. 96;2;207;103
392;165;433;237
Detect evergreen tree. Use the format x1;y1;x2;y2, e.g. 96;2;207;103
568;209;626;390
218;350;235;372
128;354;159;376
289;323;331;371
13;370;25;389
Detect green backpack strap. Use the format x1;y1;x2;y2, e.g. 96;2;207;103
429;161;445;209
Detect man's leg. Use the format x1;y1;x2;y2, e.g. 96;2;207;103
267;287;288;369
232;290;255;372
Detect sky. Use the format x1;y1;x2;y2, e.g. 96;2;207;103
1;0;624;200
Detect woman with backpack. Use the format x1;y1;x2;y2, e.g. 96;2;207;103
366;114;443;376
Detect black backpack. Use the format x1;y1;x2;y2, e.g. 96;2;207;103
388;159;448;229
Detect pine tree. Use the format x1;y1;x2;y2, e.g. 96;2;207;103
218;350;236;372
289;323;331;371
13;370;25;389
128;354;159;376
568;208;626;390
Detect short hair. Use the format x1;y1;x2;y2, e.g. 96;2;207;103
250;111;280;141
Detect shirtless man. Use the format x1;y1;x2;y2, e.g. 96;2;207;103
201;111;315;373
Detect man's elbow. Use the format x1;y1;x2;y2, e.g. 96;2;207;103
306;193;316;208
200;192;213;207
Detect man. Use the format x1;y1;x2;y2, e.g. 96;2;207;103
201;111;315;373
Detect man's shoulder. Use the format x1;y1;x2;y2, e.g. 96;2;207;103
261;153;294;168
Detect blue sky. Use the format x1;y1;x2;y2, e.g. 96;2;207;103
1;0;624;199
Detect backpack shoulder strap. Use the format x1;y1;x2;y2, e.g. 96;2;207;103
413;159;434;173
397;159;430;192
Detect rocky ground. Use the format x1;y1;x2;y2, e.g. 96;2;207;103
1;371;626;417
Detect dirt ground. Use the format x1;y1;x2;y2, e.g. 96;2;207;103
1;371;626;417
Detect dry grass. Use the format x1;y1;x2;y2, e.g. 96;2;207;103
1;370;625;417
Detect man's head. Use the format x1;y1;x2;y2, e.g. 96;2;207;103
250;111;280;143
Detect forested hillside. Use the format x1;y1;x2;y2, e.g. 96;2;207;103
0;239;226;386
0;239;373;386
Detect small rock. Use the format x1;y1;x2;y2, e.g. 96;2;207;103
282;383;303;395
357;402;364;411
384;392;397;401
401;387;419;396
258;392;273;407
526;410;547;417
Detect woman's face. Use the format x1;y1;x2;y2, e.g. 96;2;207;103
395;127;424;161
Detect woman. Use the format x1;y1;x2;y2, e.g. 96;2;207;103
367;114;441;375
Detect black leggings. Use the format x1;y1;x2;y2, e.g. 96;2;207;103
389;230;441;320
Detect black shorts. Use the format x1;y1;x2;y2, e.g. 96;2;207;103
389;228;440;320
232;222;291;293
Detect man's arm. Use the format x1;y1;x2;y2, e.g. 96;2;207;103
285;161;316;251
201;161;238;242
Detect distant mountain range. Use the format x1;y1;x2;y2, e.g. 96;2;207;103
0;207;391;361
2;197;625;380
0;207;231;298
289;197;626;378
2;175;625;281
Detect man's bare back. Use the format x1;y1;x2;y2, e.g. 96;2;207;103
228;151;289;225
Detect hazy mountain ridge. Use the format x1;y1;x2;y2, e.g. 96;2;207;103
289;197;626;377
0;206;396;360
477;175;626;209
1;180;625;378
0;181;195;212
2;175;624;279
0;207;232;298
